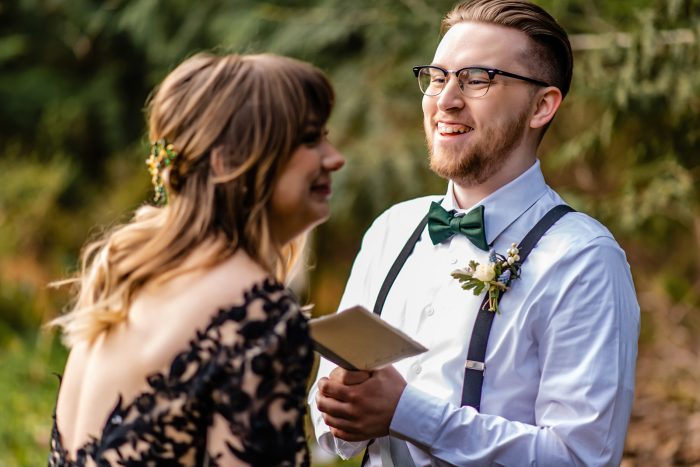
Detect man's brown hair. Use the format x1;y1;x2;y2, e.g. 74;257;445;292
443;0;573;98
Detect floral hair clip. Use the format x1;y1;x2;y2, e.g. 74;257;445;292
146;139;178;205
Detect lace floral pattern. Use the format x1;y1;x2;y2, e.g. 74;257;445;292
49;279;312;466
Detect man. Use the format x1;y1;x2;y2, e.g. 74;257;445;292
309;0;639;465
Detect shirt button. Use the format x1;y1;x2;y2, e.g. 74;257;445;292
413;363;422;374
450;258;458;264
423;305;434;316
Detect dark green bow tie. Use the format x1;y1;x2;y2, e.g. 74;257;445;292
427;201;488;250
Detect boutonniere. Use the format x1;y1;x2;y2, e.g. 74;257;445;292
451;244;522;313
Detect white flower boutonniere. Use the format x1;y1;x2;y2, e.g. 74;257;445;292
451;244;522;313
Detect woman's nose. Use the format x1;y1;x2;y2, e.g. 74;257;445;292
323;143;345;172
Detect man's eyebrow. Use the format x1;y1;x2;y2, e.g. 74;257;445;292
427;63;492;70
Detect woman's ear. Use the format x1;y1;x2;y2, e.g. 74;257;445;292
210;147;226;176
530;86;563;129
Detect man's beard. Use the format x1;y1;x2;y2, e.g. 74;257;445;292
427;109;529;186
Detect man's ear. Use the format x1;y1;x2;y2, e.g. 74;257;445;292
530;86;563;129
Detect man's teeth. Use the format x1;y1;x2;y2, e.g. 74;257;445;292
438;124;472;134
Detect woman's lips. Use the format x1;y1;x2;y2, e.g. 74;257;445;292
311;181;331;198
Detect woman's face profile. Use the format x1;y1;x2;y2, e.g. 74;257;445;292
269;132;345;245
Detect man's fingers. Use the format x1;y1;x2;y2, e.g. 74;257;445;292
329;426;368;442
318;377;354;402
322;412;359;432
317;377;330;394
323;413;371;442
342;370;371;385
329;367;371;386
316;392;358;420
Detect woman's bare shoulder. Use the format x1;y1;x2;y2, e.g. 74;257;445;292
133;250;270;320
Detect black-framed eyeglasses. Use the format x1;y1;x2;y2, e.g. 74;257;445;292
413;65;550;98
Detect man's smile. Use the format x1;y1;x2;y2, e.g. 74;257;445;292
436;122;474;136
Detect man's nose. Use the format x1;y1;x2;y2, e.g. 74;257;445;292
437;76;465;111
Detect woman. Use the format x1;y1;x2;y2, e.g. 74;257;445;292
48;53;344;466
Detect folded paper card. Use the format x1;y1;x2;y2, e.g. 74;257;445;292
309;305;428;370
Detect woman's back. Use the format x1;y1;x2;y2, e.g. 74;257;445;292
51;251;313;465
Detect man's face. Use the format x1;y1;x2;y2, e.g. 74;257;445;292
423;21;538;186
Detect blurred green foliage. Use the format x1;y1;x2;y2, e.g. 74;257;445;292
0;0;698;465
0;334;67;466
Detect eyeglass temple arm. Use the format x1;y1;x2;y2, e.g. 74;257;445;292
489;69;550;87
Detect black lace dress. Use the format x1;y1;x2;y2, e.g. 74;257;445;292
49;279;313;466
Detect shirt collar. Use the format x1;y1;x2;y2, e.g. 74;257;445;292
442;160;548;246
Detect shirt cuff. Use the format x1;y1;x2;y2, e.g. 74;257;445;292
389;384;447;447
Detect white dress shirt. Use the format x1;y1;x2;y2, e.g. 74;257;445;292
309;161;639;466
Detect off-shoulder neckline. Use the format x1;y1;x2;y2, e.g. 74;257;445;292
51;277;290;464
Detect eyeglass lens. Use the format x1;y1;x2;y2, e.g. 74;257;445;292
417;67;491;98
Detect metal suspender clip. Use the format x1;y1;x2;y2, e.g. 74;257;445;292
465;360;485;371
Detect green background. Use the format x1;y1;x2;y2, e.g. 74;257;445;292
1;0;699;465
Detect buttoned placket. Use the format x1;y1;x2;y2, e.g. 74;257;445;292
395;232;449;384
414;239;458;325
400;231;490;394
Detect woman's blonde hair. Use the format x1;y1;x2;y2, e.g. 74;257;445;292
51;53;334;347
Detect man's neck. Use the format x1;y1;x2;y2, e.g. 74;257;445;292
452;153;537;210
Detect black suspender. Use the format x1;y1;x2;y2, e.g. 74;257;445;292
461;204;574;409
373;204;574;409
373;213;430;315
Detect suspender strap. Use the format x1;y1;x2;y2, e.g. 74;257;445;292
373;213;430;315
360;439;374;467
460;294;496;410
461;204;575;409
516;205;576;262
362;213;428;466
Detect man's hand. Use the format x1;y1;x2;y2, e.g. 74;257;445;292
316;365;407;442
